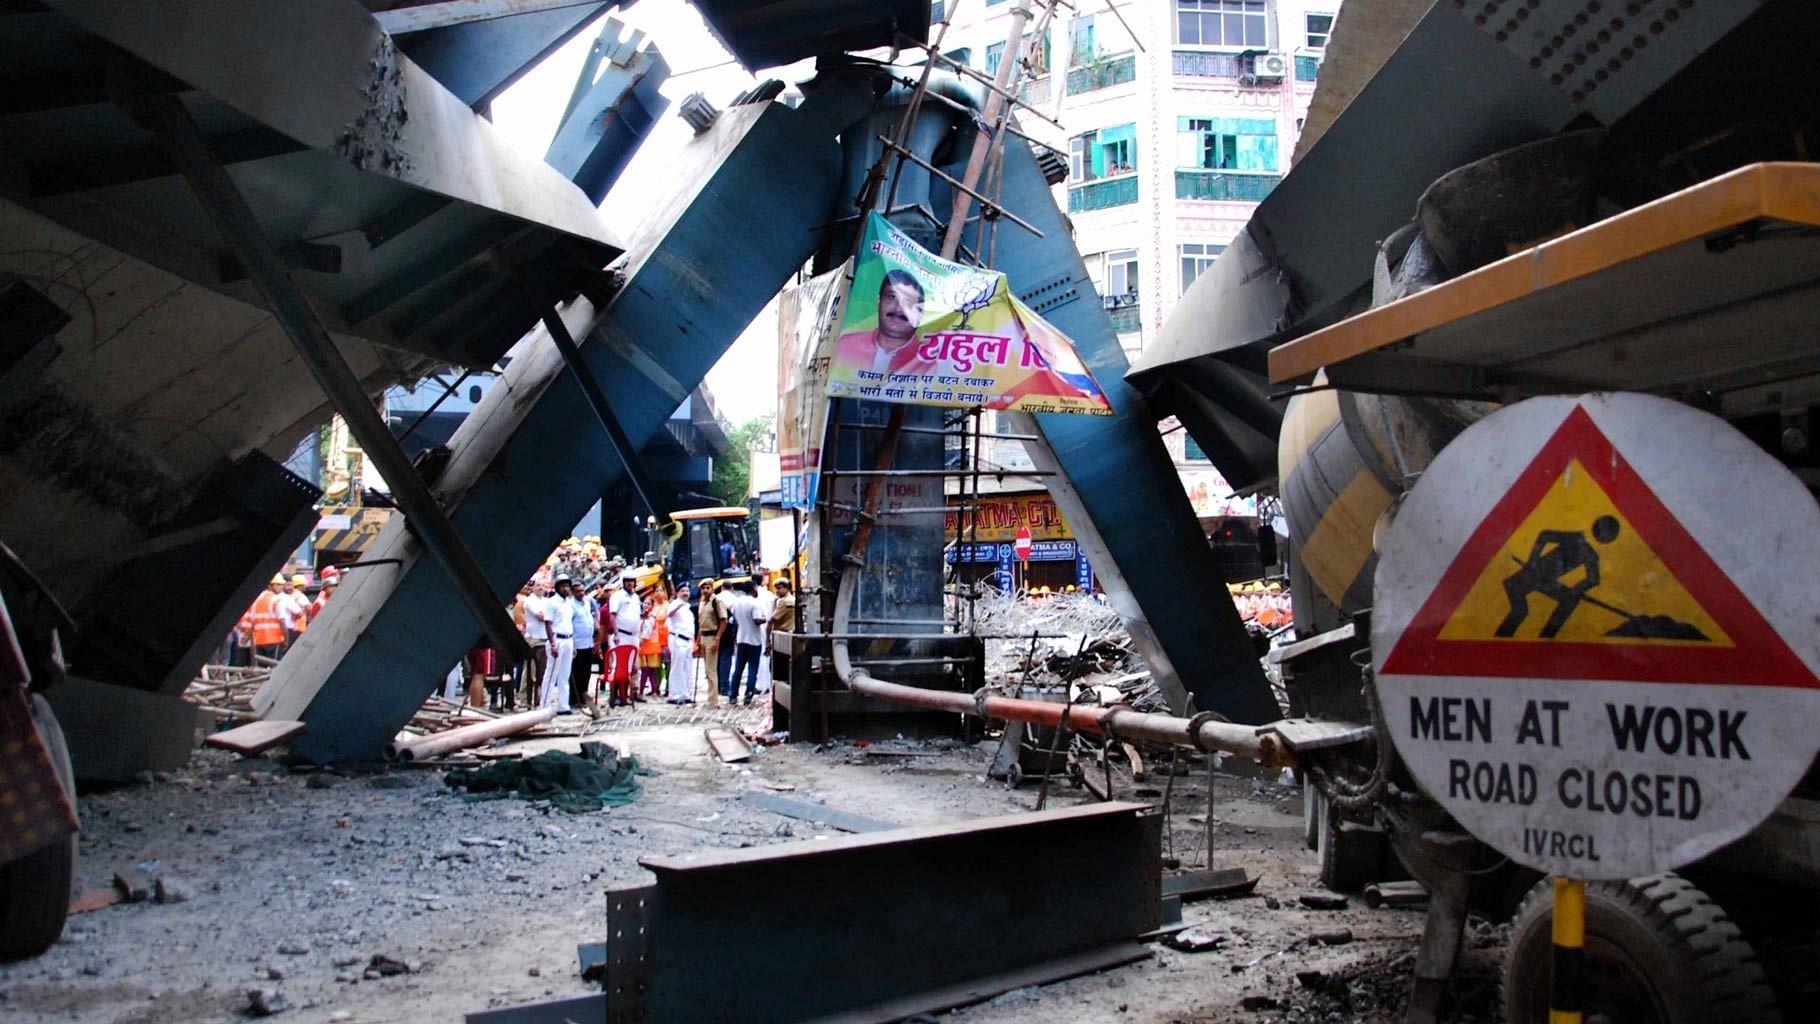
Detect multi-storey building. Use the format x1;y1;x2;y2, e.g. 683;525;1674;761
934;0;1339;361
932;1;1328;576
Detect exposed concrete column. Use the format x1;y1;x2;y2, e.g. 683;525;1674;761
256;92;857;762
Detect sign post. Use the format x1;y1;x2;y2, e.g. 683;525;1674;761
1013;526;1033;563
1372;394;1820;1013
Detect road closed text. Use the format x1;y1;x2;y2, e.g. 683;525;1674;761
1443;760;1701;820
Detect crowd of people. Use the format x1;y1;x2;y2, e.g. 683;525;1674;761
1230;580;1292;630
455;552;798;719
232;568;339;665
229;533;802;722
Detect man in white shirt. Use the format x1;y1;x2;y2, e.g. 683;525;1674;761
754;569;778;693
603;573;642;707
541;576;577;713
725;580;768;706
520;578;552;709
664;582;696;704
277;574;311;649
569;585;600;712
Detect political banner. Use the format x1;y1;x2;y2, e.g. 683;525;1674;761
827;213;1112;416
777;264;849;511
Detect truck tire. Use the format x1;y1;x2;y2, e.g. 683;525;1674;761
0;694;77;960
1315;796;1382;893
1501;873;1783;1024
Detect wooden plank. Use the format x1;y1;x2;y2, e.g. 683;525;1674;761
1119;742;1146;781
704;725;752;763
70;887;124;914
204;719;305;755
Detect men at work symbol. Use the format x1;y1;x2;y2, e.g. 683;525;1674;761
1497;515;1708;641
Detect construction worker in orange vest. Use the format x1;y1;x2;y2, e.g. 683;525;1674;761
239;575;288;664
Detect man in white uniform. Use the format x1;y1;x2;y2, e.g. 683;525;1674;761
569;584;599;712
520;578;552;709
603;573;642;707
664;583;696;704
540;576;576;713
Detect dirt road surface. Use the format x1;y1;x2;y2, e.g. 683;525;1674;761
0;701;1500;1023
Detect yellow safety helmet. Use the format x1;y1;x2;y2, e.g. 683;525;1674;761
271;574;286;585
290;574;307;586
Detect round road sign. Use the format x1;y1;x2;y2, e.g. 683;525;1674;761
1373;393;1820;879
1014;526;1032;561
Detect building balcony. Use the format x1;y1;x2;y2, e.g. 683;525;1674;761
1106;303;1142;334
1172;50;1246;79
1068;174;1139;213
1066;53;1136;95
1017;75;1051;106
1175;169;1282;203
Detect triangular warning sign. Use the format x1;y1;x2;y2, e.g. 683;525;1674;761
1382;407;1819;688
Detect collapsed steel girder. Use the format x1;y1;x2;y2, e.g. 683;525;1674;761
257;85;870;762
608;803;1161;1022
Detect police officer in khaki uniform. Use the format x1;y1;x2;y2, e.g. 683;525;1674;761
694;579;723;708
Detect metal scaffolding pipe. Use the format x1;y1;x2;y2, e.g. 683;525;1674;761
843;674;1269;761
386;707;557;762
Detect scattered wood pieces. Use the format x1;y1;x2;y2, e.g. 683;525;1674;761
204;719;306;756
704;726;752;763
1120;742;1146;780
70;887;125;914
1165;927;1227;952
1298;892;1349;911
1363;880;1429;909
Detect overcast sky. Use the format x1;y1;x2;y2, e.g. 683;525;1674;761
488;0;786;426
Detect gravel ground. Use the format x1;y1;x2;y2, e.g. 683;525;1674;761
0;706;1501;1023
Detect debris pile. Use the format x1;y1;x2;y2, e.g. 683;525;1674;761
972;590;1167;711
183;664;270;723
187;665;511;744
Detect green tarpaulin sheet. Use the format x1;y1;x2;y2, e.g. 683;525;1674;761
444;741;653;814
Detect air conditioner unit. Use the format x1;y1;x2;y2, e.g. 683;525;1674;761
1253;51;1291;80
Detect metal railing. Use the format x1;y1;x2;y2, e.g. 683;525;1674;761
1174;169;1282;202
1066;53;1136;94
1068;174;1139;212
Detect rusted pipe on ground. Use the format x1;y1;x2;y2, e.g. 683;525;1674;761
843;674;1269;761
387;707;557;762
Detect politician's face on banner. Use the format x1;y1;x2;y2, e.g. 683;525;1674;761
878;278;924;345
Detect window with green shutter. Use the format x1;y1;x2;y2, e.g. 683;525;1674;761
1176;116;1278;171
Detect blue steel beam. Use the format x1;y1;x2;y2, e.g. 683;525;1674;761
390;2;619;111
542;19;670;205
987;138;1279;724
256;89;860;762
